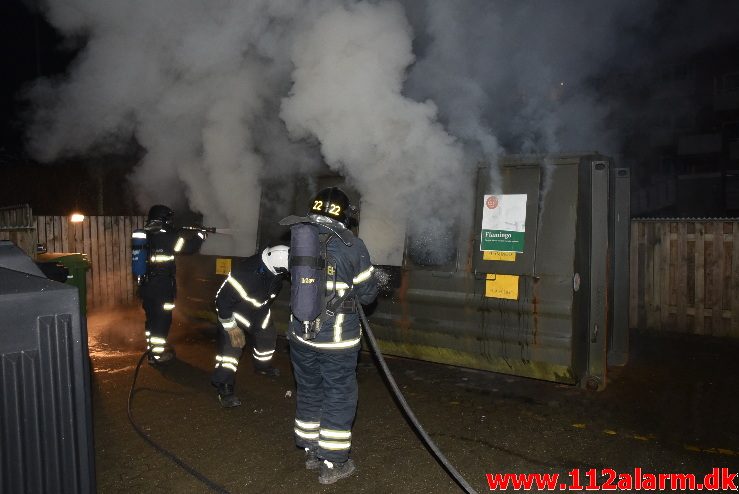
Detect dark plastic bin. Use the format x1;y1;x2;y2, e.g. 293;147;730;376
0;242;96;493
36;252;92;315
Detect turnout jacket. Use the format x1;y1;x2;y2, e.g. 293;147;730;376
216;254;284;331
288;223;378;352
134;222;206;280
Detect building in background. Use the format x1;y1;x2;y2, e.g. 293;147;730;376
617;44;739;217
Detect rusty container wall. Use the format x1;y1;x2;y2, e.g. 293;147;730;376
367;155;612;389
176;255;223;323
176;255;292;326
176;154;621;389
572;157;610;390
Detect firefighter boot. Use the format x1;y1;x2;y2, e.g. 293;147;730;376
304;448;320;470
318;459;356;484
216;383;241;408
254;366;280;378
147;346;176;366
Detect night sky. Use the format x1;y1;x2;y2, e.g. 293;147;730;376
1;1;75;159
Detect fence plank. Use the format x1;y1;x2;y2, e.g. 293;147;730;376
41;216;49;250
645;223;657;329
694;223;705;335
104;216;114;307
668;223;677;327
629;222;639;328
44;216;53;252
637;222;647;328
35;216;44;247
71;219;81;253
90;217;101;309
651;222;661;329
83;217;94;309
660;223;671;327
53;216;62;252
679;224;690;332
114;216;124;306
60;216;69;253
712;224;725;337
108;217;118;305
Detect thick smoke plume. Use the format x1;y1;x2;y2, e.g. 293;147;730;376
280;2;466;264
25;0;323;254
23;0;739;261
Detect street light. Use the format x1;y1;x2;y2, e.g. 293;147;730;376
70;213;85;223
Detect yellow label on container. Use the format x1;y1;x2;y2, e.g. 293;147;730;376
483;250;517;262
485;273;519;300
215;258;232;275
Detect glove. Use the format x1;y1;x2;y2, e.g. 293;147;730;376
226;326;246;348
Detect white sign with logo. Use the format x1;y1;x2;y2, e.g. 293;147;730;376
480;194;527;253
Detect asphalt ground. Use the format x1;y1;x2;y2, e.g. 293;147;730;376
88;308;739;493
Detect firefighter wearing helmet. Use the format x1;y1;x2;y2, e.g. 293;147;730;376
211;245;290;407
131;204;207;366
285;187;378;485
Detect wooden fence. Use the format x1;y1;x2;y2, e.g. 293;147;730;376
3;214;739;337
28;215;146;310
630;219;739;337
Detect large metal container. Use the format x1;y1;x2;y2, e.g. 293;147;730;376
0;241;96;493
367;155;615;390
177;154;629;390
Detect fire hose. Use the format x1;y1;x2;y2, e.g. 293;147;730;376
357;303;479;494
127;352;231;494
127;305;478;493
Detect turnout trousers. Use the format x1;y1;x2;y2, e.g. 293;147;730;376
212;320;278;386
139;274;175;354
290;341;359;463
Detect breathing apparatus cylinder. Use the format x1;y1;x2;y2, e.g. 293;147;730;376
131;229;148;282
289;223;324;339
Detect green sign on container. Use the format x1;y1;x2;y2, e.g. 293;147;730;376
480;194;527;253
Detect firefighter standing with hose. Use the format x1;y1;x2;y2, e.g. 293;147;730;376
281;187;378;485
131;204;207;366
211;245;289;408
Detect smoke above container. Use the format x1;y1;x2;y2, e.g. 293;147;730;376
280;2;468;265
21;0;737;258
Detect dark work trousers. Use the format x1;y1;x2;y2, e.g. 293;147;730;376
212;319;278;386
140;274;175;344
290;341;359;463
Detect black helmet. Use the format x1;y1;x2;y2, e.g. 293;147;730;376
147;204;174;224
310;187;351;226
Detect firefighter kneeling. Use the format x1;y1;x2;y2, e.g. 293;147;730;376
211;245;289;407
281;187;378;485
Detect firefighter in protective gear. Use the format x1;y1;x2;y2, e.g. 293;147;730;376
133;204;206;366
212;245;289;408
286;187;378;485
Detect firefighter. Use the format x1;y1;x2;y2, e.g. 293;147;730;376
132;204;206;366
211;245;289;408
286;187;378;485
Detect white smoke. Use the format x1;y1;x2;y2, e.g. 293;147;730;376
22;0;739;261
280;1;467;264
25;0;326;255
